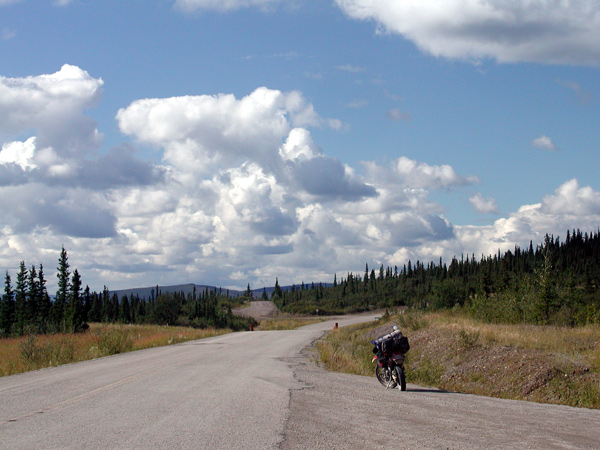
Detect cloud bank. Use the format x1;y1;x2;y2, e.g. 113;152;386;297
1;65;600;291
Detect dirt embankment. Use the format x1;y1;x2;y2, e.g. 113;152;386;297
403;326;599;408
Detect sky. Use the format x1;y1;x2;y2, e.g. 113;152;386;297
1;0;599;293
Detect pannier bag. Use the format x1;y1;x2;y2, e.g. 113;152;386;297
380;337;396;354
398;335;410;353
380;335;410;354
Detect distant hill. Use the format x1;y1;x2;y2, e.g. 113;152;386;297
109;283;240;300
109;282;333;300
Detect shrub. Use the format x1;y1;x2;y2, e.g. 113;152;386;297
458;328;481;349
395;311;429;332
96;327;133;356
19;335;75;368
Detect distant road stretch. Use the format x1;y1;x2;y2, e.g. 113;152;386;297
1;314;599;449
232;300;279;319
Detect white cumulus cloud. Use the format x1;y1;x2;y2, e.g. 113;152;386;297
335;0;600;65
0;138;37;170
363;156;479;190
532;135;557;151
0;66;162;239
540;178;600;216
0;64;104;154
117;87;322;173
469;193;499;214
3;65;600;293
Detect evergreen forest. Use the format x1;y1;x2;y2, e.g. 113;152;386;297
0;246;252;338
270;229;600;326
1;228;599;338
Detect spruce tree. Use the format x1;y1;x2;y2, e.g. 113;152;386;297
27;265;40;332
101;286;110;322
120;295;131;323
37;264;51;333
14;262;28;335
53;246;70;331
66;269;86;333
0;272;15;336
82;285;91;323
89;292;102;322
272;278;282;299
534;235;559;324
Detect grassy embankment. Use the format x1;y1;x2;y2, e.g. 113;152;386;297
317;310;600;409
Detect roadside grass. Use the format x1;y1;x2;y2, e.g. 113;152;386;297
424;310;600;356
257;318;327;330
316;321;376;376
316;310;600;409
0;323;230;377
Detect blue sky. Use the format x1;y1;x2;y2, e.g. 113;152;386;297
1;0;599;292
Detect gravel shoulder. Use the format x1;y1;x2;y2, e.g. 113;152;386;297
280;339;600;450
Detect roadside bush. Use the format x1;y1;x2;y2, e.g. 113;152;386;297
458;328;481;349
19;335;75;368
395;311;429;332
96;327;133;356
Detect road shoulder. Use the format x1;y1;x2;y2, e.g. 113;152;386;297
280;339;600;450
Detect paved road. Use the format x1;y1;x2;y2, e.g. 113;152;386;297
0;314;372;450
1;315;599;449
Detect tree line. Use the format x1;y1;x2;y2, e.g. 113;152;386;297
2;228;599;337
0;247;252;338
270;229;600;326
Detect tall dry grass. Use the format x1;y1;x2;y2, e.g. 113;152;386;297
0;323;230;377
257;318;326;330
427;310;600;365
316;321;376;376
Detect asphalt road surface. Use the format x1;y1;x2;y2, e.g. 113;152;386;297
1;315;599;449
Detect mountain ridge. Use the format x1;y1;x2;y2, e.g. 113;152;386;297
109;282;333;300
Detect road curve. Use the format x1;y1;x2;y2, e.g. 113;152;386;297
1;314;599;450
0;314;373;450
